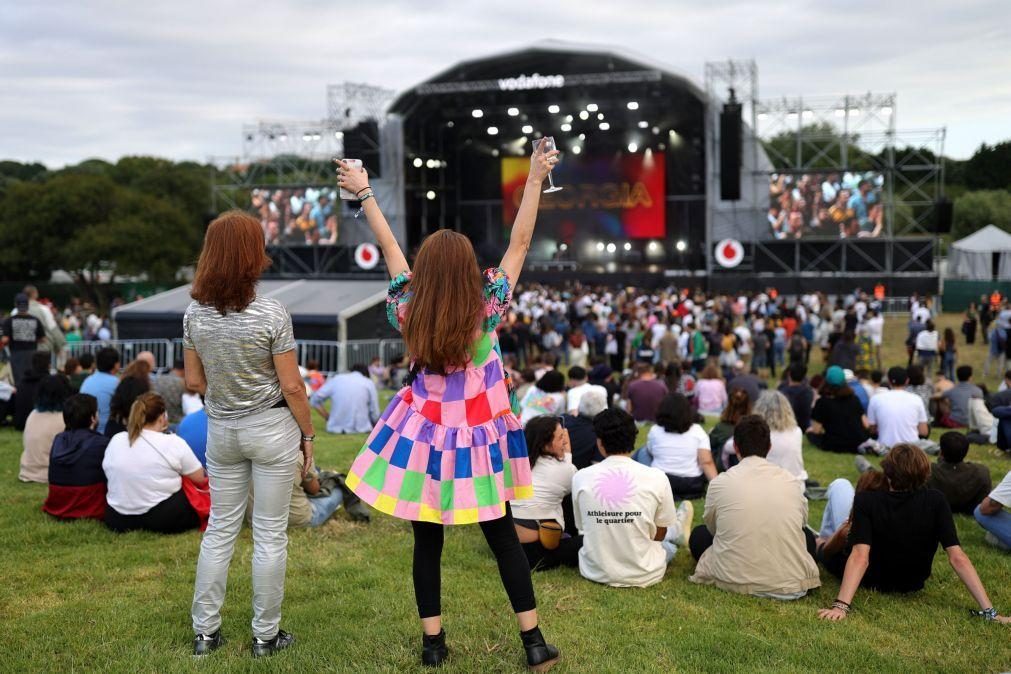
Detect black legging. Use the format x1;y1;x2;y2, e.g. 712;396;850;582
411;504;537;619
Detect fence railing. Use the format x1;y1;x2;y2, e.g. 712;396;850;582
60;339;176;371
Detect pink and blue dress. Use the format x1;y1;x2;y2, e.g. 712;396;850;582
346;268;533;525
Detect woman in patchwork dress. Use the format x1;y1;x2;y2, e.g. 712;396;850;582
338;142;561;672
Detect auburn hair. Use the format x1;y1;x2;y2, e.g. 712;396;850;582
127;392;166;445
880;443;931;491
191;210;271;314
402;230;485;373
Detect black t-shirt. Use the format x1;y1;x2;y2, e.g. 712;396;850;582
849;489;960;593
779;383;814;431
1;314;44;351
810;394;868;451
563;414;602;469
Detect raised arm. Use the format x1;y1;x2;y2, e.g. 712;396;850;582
499;143;559;285
337;161;409;279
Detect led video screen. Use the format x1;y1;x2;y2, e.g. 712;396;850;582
501;152;666;242
768;171;886;239
249;186;339;246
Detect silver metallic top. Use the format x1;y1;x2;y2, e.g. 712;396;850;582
183;296;296;420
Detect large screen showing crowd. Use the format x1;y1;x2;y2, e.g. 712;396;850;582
769;172;886;240
249;187;340;246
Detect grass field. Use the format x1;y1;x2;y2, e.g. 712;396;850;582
1;315;1009;673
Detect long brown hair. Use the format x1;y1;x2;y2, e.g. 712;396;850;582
720;387;751;424
402;230;484;373
127;392;166;445
191;210;271;314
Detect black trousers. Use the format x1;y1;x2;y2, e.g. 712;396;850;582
411;503;537;619
689;524;817;562
104;489;200;534
522;535;583;572
667;474;707;500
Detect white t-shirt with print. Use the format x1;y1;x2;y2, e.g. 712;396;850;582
646;423;711;478
103;429;203;515
867;389;928;448
572;456;677;588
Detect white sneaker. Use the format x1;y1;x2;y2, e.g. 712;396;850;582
674;500;694;548
984;532;1011;551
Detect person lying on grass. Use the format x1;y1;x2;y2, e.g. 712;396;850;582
817;443;1010;623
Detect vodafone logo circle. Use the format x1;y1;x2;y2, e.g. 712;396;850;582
714;239;744;268
355;242;380;270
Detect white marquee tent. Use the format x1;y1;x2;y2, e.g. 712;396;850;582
948;225;1011;280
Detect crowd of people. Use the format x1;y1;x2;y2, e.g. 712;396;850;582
250;187;340;247
769;171;885;239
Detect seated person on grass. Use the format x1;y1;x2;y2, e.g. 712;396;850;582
807;366;869;454
633;393;716;499
250;452;368;529
562;388;607;469
815;470;890;579
512;415;582;571
689;415;821;600
43;394;110;520
866;366;937;455
974;471;1011;551
817;444;1009;623
571;408;693;588
926;432;992;515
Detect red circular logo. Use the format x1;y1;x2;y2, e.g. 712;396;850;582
714;239;744;268
355;243;380;270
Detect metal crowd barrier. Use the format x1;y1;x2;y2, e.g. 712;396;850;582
59;339;176;371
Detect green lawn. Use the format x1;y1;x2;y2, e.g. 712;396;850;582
1;315;1009;673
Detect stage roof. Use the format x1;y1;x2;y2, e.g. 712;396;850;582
114;280;389;327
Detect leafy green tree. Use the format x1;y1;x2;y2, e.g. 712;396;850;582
952;190;1011;240
963;142;1011;191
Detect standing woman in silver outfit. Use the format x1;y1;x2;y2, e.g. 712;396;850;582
185;211;316;658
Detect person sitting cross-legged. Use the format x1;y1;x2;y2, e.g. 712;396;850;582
572;408;694;588
927;432;992;515
975;470;1011;551
43;394;110;520
689;415;821;600
865;366;938;455
309;363;379;434
633;392;716;499
817;444;1009;623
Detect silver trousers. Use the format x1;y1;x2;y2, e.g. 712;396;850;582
191;406;299;639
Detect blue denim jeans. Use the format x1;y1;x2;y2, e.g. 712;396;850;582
974;504;1011;548
819;478;855;539
309;489;344;527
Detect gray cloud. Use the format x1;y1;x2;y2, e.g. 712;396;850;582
2;0;1009;166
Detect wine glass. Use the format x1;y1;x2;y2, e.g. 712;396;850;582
535;136;563;193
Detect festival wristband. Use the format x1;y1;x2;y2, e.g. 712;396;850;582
970;607;997;621
356;186;372;196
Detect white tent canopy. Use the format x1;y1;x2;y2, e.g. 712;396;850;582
948;225;1011;280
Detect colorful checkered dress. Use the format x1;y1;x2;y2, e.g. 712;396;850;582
346;267;533;525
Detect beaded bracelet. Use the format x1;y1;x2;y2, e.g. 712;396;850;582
970;607;998;621
831;599;852;614
354;192;375;218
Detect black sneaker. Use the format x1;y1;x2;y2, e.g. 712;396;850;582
251;630;295;658
193;630;223;656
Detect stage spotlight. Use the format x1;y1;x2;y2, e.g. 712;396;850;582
472;109;484;118
652;126;660;135
579;110;590;120
425;159;437;169
571;145;582;155
426;190;436;200
835;108;846;117
312;133;321;140
507;107;520;116
597;113;605;120
559;243;568;252
599;122;610;130
487;126;499;135
623;242;632;251
676;240;687;252
447;121;455;127
638;121;649;129
586;103;599;112
564;114;573;123
334;131;344;139
578;133;586;140
850;108;862;116
491;149;500;157
595;241;605;252
606;242;617;253
627;142;638;152
648;241;660;252
302;134;311;141
626;101;639;110
881;106;893;116
658;142;666;150
561;123;572;132
413;157;423;168
522;124;533;134
548;104;560;114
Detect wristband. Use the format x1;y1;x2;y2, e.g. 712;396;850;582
830;599;851;614
356;186;372;196
970;607;997;621
301;434;316;442
359;192;375;204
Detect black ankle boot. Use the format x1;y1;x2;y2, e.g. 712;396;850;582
421;629;449;667
520;626;560;672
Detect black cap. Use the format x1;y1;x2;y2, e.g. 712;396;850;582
14;292;28;307
887;366;908;386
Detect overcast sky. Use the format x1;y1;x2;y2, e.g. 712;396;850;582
3;0;1009;167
